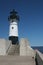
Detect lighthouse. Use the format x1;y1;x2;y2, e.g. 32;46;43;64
8;9;19;44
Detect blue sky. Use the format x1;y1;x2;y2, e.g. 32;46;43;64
0;0;43;46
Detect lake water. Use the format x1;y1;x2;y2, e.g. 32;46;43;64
32;46;43;53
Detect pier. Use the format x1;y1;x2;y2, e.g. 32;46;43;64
0;56;36;65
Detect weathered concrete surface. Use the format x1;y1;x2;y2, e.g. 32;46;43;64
8;45;19;55
0;56;36;65
0;39;11;55
20;38;35;57
36;50;43;65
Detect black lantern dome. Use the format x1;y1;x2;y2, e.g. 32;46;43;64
8;9;19;21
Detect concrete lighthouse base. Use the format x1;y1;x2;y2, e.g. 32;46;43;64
9;36;19;45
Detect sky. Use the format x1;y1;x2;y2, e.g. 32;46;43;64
0;0;43;46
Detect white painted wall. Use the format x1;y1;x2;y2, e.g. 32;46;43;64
9;20;18;36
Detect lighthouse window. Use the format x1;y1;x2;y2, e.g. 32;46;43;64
12;27;14;29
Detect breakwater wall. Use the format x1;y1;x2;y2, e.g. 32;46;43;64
0;39;11;55
36;50;43;65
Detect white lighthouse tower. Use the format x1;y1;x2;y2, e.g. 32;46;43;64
8;9;19;44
